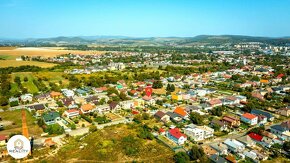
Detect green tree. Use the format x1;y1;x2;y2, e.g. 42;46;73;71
152;80;163;89
174;152;190;163
190;112;203;125
283;141;290;152
190;145;205;160
46;124;64;135
24;76;28;82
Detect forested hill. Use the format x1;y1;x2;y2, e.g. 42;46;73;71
1;35;289;46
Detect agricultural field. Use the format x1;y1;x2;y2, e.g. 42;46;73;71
0;60;57;68
0;110;43;137
39;124;174;162
0;47;104;58
0;47;105;68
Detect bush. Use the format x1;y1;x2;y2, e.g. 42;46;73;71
89;125;98;132
9;100;19;107
81;114;92;123
45;124;64;135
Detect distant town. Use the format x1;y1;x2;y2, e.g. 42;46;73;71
0;36;290;162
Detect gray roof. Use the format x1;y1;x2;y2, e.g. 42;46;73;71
251;109;273;119
209;154;228;163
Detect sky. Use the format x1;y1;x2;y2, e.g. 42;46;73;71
0;0;289;38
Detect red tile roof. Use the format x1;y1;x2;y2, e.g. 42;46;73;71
248;133;263;141
242;113;257;120
142;95;152;101
159;128;165;133
168;128;186;139
0;135;7;141
277;74;285;79
67;109;79;113
208;99;222;105
174;107;187;117
81;104;93;111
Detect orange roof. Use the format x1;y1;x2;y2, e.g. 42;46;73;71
44;138;56;147
242;113;257;120
260;79;269;83
174;107;187;117
81;104;93;111
50;91;61;97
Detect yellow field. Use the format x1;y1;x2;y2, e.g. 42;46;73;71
0;60;57;68
0;47;105;58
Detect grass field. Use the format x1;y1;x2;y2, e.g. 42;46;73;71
10;72;69;94
0;110;43;137
40;124;174;162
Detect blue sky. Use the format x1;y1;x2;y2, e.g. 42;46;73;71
0;0;289;38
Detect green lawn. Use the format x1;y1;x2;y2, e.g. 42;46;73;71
11;72;39;94
0;54;16;60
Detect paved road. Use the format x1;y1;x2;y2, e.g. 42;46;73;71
95;118;131;129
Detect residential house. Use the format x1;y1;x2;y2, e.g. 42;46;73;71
222;96;240;106
133;99;145;108
20;94;33;102
206;99;222;108
243;150;258;161
94;104;110;114
236;95;247;103
251;92;264;101
256;114;267;125
27;104;46;115
276;107;290;117
237;135;256;147
166;128;187;145
171;93;183;101
63;109;79;118
42;112;61;125
61;89;75;97
50;91;62;99
166;112;183;122
251;109;274;121
261;136;274;148
248;133;263;143
173;107;188;119
222;116;240;128
80;104;94;114
109;101;120;111
142;95;155;105
85;96;99;105
34;93;51;102
202;145;218;156
119;100;135;110
210;143;228;156
154;111;170;123
225;154;237;163
9;97;19;105
224;139;245;153
0;135;7;146
270;120;290;141
209;154;228;163
211;119;228;131
184;124;214;141
241;113;258;125
61;97;75;108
